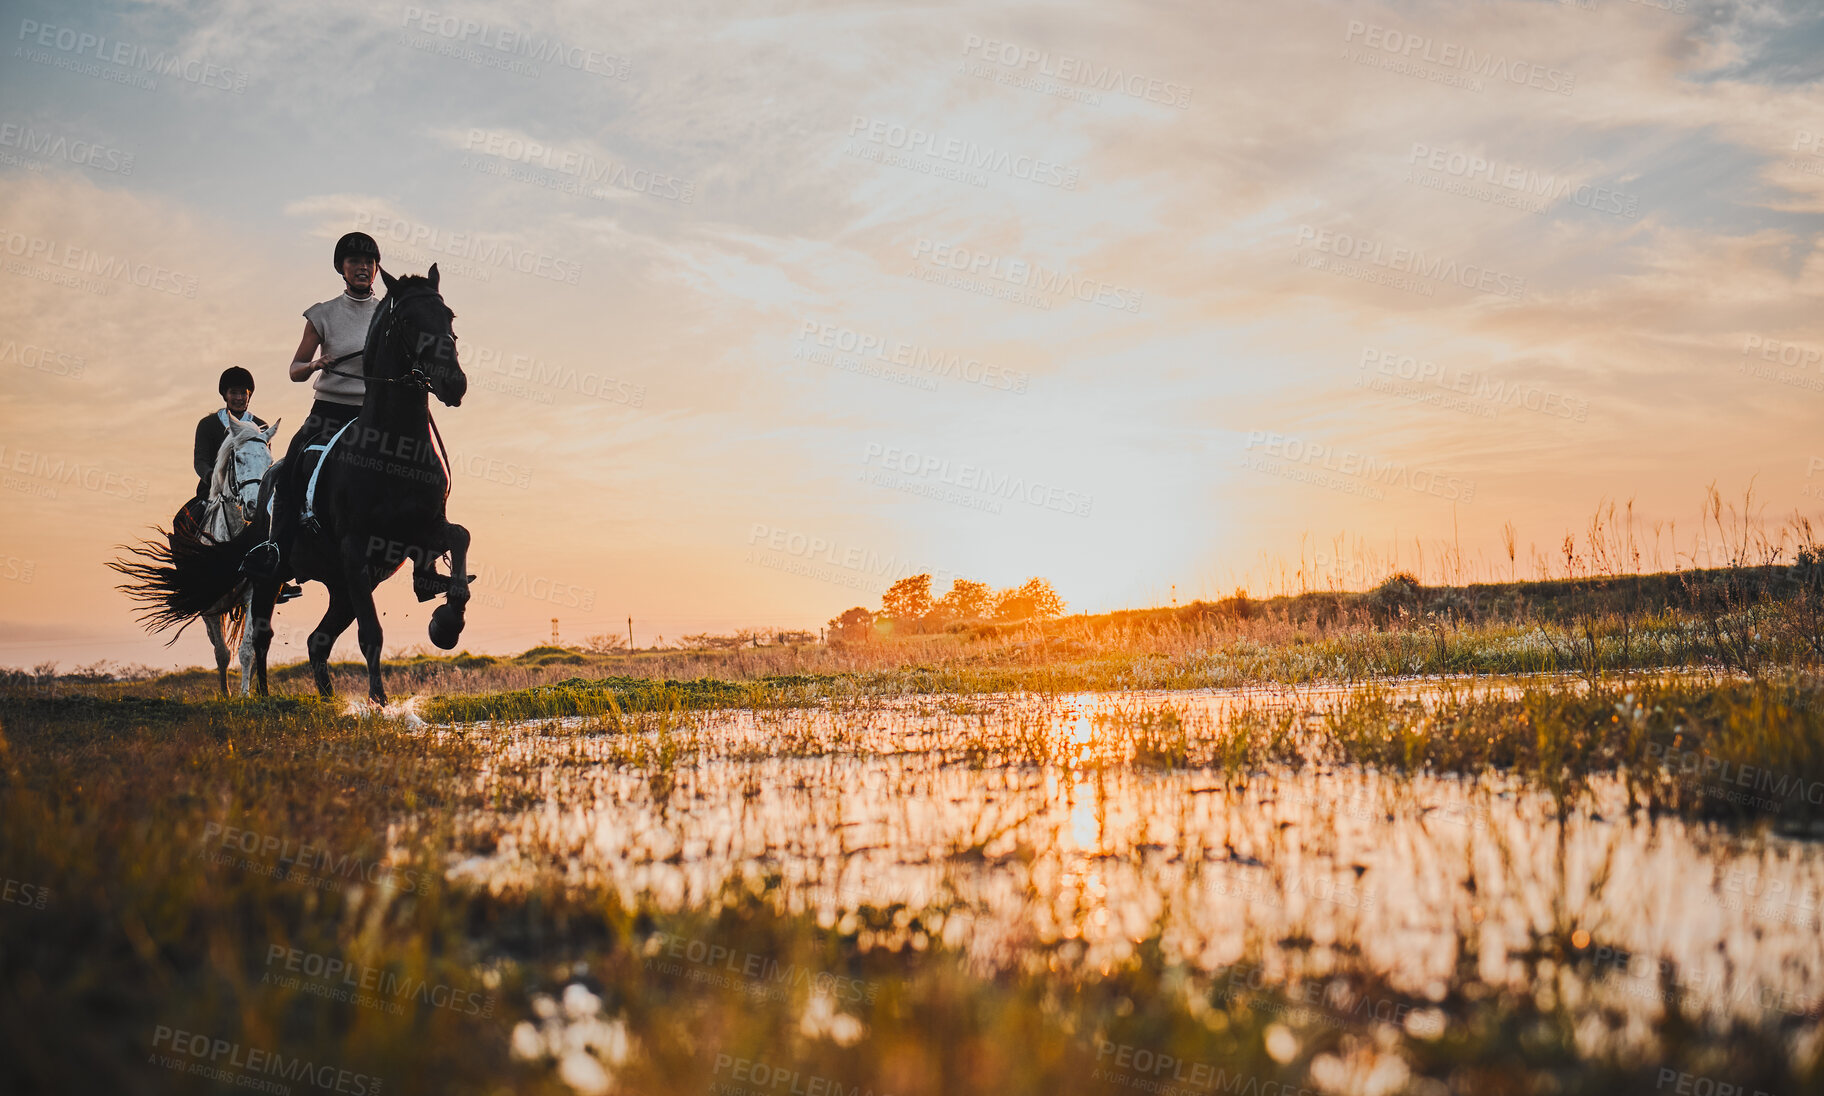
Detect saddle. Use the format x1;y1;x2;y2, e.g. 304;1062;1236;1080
298;418;357;533
170;497;208;550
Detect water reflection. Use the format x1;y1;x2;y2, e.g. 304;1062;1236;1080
443;686;1823;1035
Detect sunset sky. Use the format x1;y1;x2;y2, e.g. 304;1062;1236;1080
4;0;1824;669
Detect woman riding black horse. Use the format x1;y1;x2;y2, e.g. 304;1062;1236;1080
114;262;473;704
247;263;472;702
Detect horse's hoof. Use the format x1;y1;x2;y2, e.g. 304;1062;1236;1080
428;604;465;649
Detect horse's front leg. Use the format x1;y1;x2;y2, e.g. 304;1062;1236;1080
236;585;257;697
428;523;470;650
308;587;356;699
341;536;388;705
249;579;280;696
204;613;229;695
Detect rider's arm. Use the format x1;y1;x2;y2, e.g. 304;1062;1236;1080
290;320;321;382
193;416;217;482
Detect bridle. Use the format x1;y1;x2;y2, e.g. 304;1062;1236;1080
318;287;457;394
314;282;459;500
213;427;273;531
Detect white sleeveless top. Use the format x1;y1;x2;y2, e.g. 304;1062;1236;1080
303;291;382;407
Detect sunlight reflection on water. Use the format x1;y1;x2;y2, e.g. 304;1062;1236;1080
441;683;1824;1035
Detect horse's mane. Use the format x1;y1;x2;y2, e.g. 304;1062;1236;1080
208;417;267;499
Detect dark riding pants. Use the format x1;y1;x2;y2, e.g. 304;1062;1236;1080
270;399;361;561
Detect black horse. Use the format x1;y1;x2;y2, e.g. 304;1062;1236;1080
113;265;471;704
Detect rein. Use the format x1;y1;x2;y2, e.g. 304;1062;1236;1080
313;284;456;501
316;288;451;392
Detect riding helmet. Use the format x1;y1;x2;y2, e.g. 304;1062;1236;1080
218;366;256;395
333;231;382;272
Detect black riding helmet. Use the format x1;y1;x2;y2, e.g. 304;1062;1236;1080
333;231;381;272
219;366;256;394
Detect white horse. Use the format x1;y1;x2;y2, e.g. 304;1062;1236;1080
192;415;279;694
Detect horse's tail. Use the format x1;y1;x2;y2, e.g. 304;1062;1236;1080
108;524;262;642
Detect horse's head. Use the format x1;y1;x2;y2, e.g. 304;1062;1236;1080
376;264;466;408
211;415;277;530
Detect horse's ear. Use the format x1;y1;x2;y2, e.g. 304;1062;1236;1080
381;268;398;293
427;263;439;290
264;420;281;441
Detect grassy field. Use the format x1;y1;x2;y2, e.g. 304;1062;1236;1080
3;567;1822;1095
22;560;1824;705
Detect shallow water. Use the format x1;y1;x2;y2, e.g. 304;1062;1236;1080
441;684;1824;1038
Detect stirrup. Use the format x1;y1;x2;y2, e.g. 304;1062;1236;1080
242;541;282;578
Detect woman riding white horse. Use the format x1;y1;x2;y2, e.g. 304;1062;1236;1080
192;413;280;693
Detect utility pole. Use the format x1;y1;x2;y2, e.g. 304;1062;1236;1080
551;618;559;646
627;615;634;651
